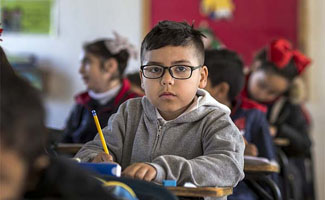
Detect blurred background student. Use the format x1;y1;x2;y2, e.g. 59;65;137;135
126;72;145;96
243;38;314;200
62;32;141;144
0;47;118;200
205;48;277;200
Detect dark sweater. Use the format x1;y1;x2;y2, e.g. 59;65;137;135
24;157;118;199
63;79;140;143
267;99;312;157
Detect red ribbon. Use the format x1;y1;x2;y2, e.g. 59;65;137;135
267;39;311;74
0;27;3;41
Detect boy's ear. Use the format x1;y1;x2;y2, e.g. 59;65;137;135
198;65;208;89
139;71;145;89
103;58;118;74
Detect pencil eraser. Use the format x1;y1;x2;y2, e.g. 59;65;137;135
163;180;176;187
91;110;96;116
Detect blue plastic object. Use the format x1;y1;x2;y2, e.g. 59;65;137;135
163;180;177;187
78;162;121;177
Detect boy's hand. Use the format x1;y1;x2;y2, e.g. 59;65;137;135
92;152;114;163
122;163;157;182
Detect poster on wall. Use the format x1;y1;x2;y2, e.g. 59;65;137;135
0;0;57;35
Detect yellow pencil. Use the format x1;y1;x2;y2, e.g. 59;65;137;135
91;110;109;154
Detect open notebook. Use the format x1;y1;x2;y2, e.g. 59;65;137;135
244;155;278;166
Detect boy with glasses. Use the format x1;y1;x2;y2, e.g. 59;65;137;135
75;21;244;195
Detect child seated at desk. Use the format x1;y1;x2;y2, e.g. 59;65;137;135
75;20;245;198
0;47;118;200
243;38;314;200
204;49;277;200
62;32;141;144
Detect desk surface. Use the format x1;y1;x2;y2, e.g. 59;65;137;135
56;143;83;154
166;186;233;198
244;158;279;173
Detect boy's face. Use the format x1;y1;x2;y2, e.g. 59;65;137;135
0;144;27;200
140;45;208;120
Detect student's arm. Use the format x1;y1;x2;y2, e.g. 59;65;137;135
275;104;312;156
74;135;105;162
149;115;245;187
252;110;276;160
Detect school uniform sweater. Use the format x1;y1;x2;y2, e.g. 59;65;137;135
231;97;276;160
266;97;312;157
62;79;140;143
229;97;277;200
75;89;245;199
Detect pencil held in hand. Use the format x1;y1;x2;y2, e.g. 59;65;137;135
91;110;109;154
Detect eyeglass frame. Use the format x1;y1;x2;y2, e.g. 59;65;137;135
140;64;203;80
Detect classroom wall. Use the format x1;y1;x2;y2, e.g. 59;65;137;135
150;0;298;64
306;0;325;199
2;0;142;129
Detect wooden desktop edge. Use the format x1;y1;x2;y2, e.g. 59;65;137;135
166;186;233;197
244;163;279;173
56;143;83;154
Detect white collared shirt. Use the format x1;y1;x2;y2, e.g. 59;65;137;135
88;84;122;105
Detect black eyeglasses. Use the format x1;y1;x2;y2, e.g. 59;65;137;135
141;64;202;80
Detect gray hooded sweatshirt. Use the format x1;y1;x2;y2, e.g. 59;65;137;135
75;89;245;200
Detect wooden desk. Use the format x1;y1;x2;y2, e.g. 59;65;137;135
56;143;83;154
167;186;232;198
244;157;281;200
244;156;279;173
244;162;279;173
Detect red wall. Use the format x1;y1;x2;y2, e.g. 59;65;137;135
150;0;298;64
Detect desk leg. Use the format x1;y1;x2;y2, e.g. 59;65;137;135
277;147;294;200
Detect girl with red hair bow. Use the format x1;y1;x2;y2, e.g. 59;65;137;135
243;38;315;200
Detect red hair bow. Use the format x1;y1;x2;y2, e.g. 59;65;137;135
268;39;311;74
0;27;3;41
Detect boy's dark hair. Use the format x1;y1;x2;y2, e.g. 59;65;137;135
83;39;130;77
141;20;205;65
205;49;245;101
255;49;298;81
0;47;47;167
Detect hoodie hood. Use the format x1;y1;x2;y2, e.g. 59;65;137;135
142;88;230;123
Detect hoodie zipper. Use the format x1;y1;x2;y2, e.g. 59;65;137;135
151;123;162;160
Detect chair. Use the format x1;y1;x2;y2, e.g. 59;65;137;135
45;127;64;157
243;156;282;200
